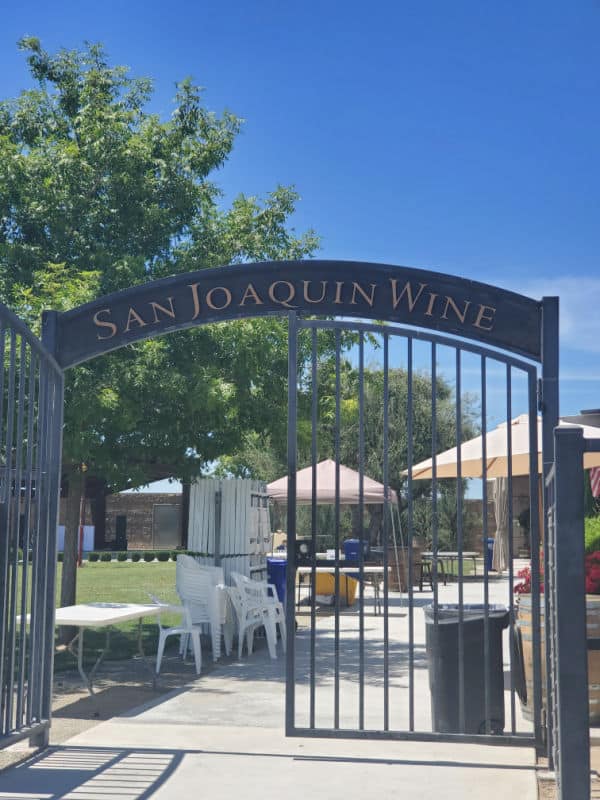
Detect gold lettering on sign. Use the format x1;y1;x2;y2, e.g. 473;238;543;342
239;283;264;306
473;304;496;330
268;281;297;309
303;280;328;304
442;296;471;324
150;297;176;324
206;287;232;310
93;308;117;340
389;280;427;311
188;283;202;320
350;282;377;306
424;293;438;317
124;306;147;332
333;281;344;304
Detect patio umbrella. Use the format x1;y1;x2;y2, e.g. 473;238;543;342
406;414;600;572
406;414;600;480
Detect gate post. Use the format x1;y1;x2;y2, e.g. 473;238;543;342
552;426;589;799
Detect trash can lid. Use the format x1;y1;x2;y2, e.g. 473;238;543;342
424;604;508;624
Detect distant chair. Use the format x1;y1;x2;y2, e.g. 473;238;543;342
148;594;202;676
230;572;285;658
176;557;232;661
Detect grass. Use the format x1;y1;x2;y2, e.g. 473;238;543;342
53;561;180;671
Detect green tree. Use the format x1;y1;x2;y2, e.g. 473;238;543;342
0;38;319;618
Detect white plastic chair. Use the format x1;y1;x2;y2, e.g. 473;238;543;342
176;558;232;661
231;572;286;653
229;572;280;659
148;594;202;676
226;586;275;659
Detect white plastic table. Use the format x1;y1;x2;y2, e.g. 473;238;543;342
55;602;163;695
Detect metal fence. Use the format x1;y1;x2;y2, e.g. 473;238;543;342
0;303;63;749
546;428;595;800
286;313;543;746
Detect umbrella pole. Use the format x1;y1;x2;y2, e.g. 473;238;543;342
390;503;405;603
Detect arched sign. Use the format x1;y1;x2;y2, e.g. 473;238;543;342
46;260;542;368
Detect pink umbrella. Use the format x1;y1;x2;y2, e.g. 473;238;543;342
267;459;398;505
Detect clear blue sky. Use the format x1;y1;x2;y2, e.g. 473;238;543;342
1;1;599;416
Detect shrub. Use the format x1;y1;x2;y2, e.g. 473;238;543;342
171;551;179;561
143;551;156;562
88;552;100;562
585;516;600;554
57;552;64;562
131;551;141;562
100;552;112;562
156;551;170;562
116;551;128;562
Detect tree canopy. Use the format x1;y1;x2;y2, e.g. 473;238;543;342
0;38;321;608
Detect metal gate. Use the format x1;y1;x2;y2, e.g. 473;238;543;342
0;303;63;749
286;313;544;747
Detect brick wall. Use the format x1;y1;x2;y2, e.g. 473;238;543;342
104;492;182;550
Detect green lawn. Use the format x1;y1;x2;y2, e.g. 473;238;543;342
53;561;180;671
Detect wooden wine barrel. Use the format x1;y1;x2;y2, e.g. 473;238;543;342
516;594;600;723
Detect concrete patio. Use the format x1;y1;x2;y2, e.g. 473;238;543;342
0;572;538;799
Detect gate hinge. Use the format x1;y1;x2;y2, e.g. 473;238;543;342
537;378;544;413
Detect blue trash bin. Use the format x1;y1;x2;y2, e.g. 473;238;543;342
267;557;287;604
343;538;369;563
486;538;495;571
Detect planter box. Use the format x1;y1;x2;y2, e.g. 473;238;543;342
516;594;600;723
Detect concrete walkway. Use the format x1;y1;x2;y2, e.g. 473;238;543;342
0;576;538;799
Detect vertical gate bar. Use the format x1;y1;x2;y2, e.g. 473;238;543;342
29;355;48;726
8;338;27;730
310;328;317;728
506;365;516;734
528;370;543;748
333;328;341;729
382;333;390;730
553;428;589;800
0;328;7;733
431;343;438;622
541;296;559;764
39;369;63;732
0;332;17;733
18;349;36;727
358;331;365;730
481;355;491;734
285;312;298;736
407;337;415;731
456;349;465;734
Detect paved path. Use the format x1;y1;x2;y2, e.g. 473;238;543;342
0;574;537;799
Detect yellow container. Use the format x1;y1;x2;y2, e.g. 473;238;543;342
314;572;358;605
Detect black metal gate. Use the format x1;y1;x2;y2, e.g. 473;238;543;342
286;313;545;747
0;303;63;749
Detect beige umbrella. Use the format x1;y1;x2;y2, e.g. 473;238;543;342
407;414;600;572
407;414;600;480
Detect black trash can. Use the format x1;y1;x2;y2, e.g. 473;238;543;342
424;604;509;735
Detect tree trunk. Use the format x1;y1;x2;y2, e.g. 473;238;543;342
59;468;84;644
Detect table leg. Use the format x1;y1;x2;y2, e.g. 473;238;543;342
67;626;110;695
135;617;157;689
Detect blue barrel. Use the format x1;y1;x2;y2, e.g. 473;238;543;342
267;557;287;604
486;538;495;571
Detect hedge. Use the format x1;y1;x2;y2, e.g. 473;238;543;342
88;552;100;562
585;516;600;553
100;552;112;562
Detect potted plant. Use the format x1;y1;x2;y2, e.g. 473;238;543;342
514;557;600;722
